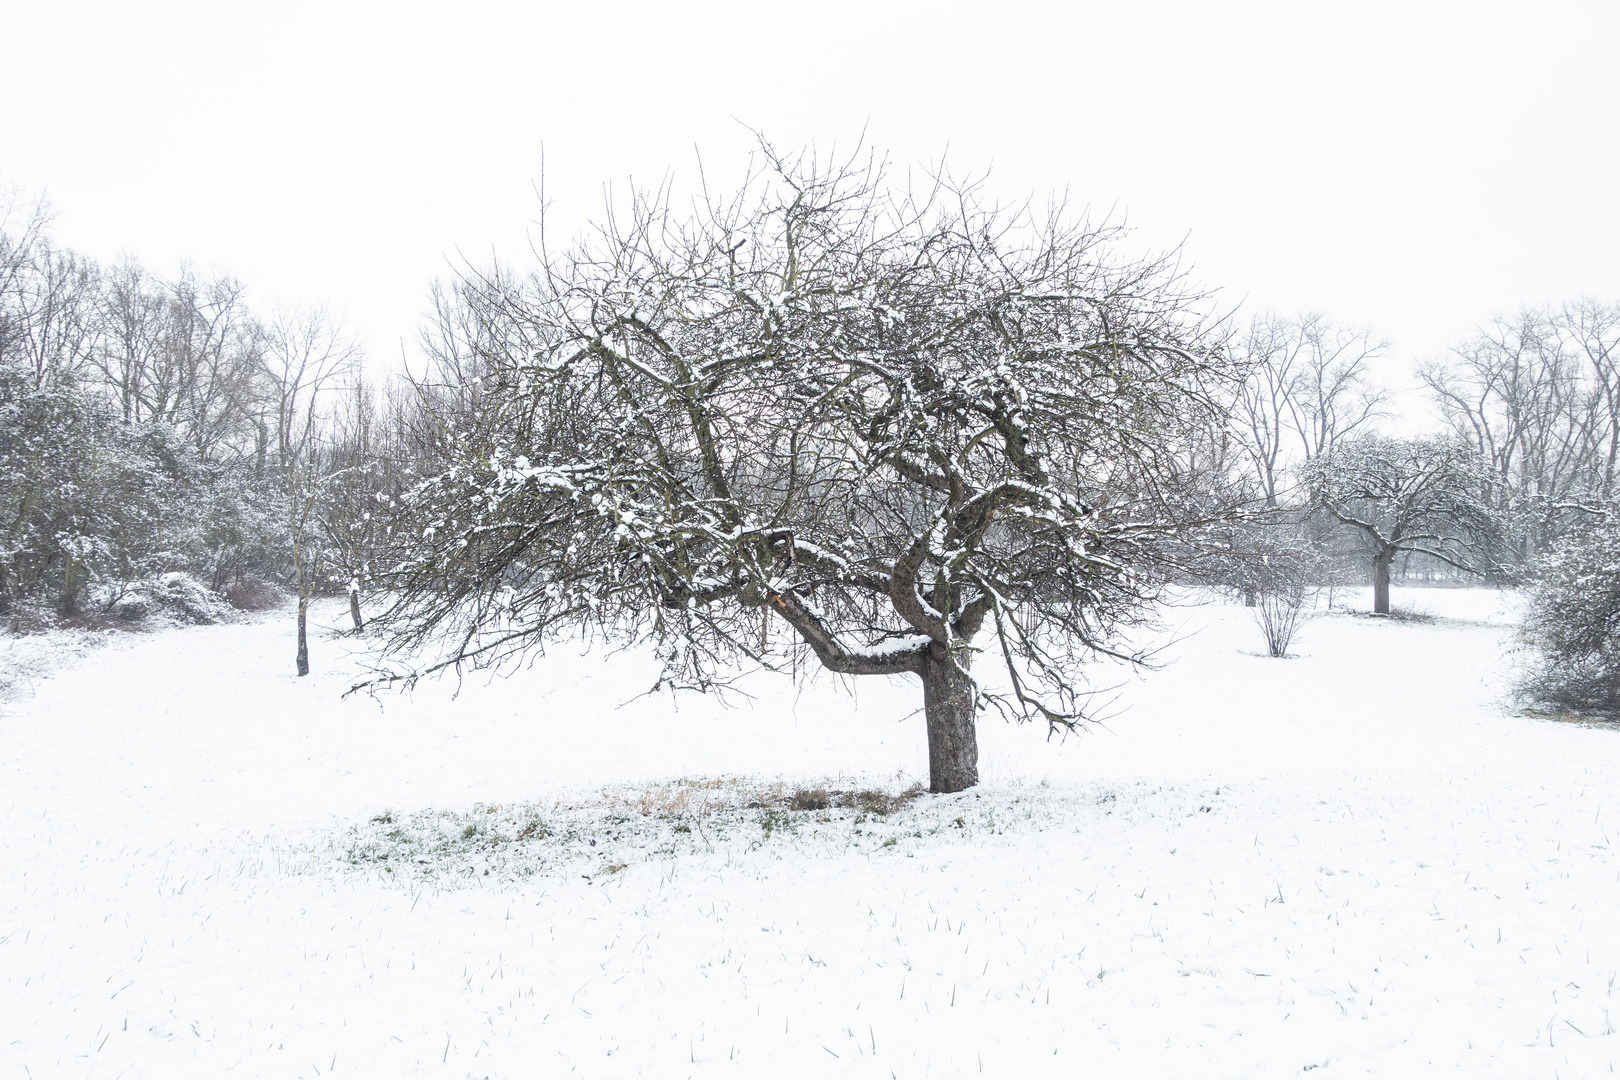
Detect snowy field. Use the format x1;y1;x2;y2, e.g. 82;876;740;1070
4;588;1619;1078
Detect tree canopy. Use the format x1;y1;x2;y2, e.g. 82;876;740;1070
371;143;1245;791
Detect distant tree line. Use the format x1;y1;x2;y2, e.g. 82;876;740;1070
0;184;408;635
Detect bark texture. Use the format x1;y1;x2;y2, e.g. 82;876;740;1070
1372;547;1394;615
921;650;978;793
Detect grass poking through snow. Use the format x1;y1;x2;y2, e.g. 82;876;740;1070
339;776;933;883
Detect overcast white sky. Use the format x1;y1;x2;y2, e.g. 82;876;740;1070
4;0;1617;415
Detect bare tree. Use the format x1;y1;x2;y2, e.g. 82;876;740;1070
1232;312;1386;506
257;305;362;473
288;461;323;675
372;142;1244;793
1288;314;1387;460
1564;299;1620;501
0;225;101;388
1420;303;1620;564
0;184;52;354
1232;313;1304;507
0;186;54;373
138;268;263;460
92;257;168;423
314;380;392;633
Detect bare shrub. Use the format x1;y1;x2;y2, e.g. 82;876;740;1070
1232;522;1322;658
223;577;287;611
789;788;831;811
1253;572;1309;658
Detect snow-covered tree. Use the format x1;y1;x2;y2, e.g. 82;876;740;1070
372;143;1244;793
1304;435;1499;614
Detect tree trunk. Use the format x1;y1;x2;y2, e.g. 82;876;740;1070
921;647;979;793
60;553;81;616
296;595;310;676
1372;547;1394;615
348;584;364;634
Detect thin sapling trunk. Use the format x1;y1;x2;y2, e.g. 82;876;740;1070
296;596;310;676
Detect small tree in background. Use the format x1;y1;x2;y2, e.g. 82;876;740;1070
1304;435;1500;614
372;142;1247;793
288;462;324;676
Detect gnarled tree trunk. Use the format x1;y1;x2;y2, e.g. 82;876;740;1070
770;590;983;794
921;646;978;793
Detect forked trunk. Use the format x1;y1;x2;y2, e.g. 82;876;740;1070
296;596;310;676
1372;547;1394;615
921;649;978;793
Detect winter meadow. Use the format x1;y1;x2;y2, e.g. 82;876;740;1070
5;8;1620;1076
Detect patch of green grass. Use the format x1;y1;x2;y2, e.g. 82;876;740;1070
758;808;795;839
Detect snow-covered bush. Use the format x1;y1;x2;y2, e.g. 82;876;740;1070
1518;513;1620;713
0;362;292;622
104;572;234;626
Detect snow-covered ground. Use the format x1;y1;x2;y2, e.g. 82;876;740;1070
4;588;1618;1078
